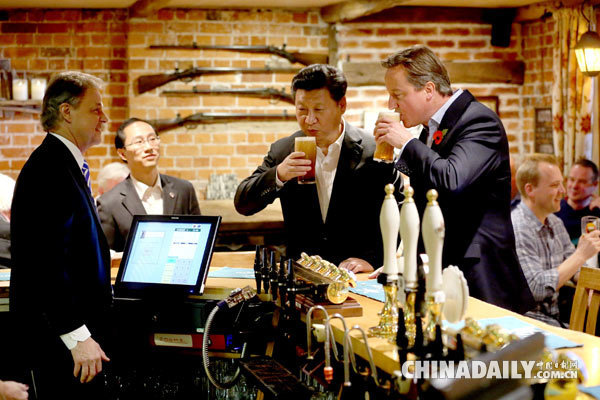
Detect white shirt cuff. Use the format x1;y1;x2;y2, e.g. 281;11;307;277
60;325;91;350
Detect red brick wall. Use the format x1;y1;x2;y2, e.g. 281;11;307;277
126;9;326;190
520;17;555;154
0;7;557;198
0;9;129;185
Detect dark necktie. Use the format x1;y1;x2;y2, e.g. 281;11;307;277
81;159;92;196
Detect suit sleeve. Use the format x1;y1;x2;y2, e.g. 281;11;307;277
234;145;282;216
399;112;503;198
96;196;117;250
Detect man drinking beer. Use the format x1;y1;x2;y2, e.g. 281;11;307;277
235;64;401;273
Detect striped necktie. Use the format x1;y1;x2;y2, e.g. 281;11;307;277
81;159;92;196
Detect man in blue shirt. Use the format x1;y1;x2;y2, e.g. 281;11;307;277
555;158;600;245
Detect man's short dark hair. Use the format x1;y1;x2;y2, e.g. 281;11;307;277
41;71;103;132
291;64;347;102
382;45;453;96
573;158;599;183
115;117;156;150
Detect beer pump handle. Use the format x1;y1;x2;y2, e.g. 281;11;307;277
396;307;407;367
454;334;465;361
422;189;444;294
261;248;270;294
278;258;287;305
431;324;444;360
254;245;262;294
269;251;278;300
380;184;399;278
413;315;424;358
286;259;296;311
399;185;420;289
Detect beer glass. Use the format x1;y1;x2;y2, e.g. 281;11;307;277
581;216;600;268
374;112;400;163
295;136;316;184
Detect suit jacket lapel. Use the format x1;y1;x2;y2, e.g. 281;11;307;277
47;134;111;259
431;90;475;151
120;176;146;216
161;175;176;214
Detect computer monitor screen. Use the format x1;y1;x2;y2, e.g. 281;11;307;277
115;214;221;299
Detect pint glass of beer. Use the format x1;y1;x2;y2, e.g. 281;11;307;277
582;216;600;267
295;136;316;184
374;111;400;163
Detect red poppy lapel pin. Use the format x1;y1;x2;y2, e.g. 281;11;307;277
432;128;448;145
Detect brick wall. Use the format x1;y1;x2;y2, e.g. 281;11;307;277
0;9;129;186
520;16;555;154
0;6;557;198
126;9;326;193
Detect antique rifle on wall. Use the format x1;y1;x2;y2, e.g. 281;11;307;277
149;44;328;66
136;66;300;94
161;86;295;104
151;111;295;133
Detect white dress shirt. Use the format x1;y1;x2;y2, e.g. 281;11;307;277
397;88;464;158
276;120;347;223
424;88;463;147
48;133;92;350
315;123;345;222
131;174;163;215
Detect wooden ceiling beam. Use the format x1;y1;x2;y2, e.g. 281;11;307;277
130;0;171;17
342;60;524;86
321;0;409;23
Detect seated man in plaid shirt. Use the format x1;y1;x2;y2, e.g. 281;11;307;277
511;153;600;326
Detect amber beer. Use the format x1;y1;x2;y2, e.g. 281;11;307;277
295;136;316;184
374;111;400;163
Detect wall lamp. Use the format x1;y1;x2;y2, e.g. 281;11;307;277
575;4;600;76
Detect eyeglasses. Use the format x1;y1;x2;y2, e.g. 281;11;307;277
125;135;160;149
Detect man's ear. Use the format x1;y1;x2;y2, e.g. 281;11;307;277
58;103;71;124
339;96;347;115
424;81;436;100
117;148;128;163
524;182;534;199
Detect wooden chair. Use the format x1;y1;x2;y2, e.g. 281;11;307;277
569;267;600;334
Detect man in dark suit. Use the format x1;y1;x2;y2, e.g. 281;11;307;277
235;64;401;273
374;45;534;313
97;118;200;252
10;71;112;398
0;173;15;268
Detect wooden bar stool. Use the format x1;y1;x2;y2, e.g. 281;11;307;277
570;267;600;334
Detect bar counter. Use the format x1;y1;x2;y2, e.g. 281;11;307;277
2;251;600;386
205;251;600;386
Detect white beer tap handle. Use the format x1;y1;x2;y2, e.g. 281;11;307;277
380;184;399;279
400;185;419;289
396;240;404;275
422;189;444;294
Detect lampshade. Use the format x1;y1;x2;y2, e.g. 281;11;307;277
575;30;600;76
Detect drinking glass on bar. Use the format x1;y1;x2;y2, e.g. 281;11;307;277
374;111;400;163
581;215;600;268
295;136;316;184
